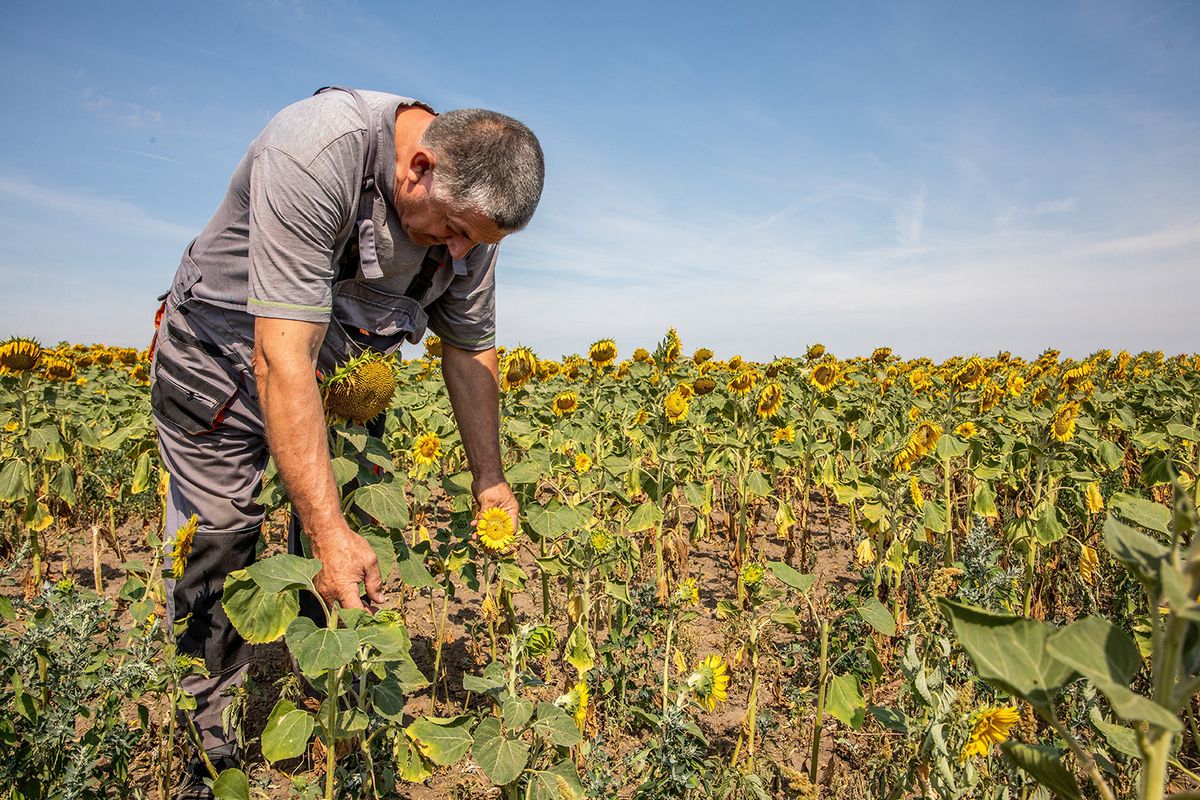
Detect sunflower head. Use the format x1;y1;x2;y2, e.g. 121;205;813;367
675;577;700;606
740;562;765;589
552;391;580;416
322;351;396;423
130;363;150;385
674;381;694;399
756;383;784;418
810;362;839;392
952;357;986;390
692;377;717;396
805;343;826;361
692;348;714;365
1050;401;1081;442
772;425;795;444
42;357;75;382
588;339;618;367
955;421;978;439
424;335;443;358
477;507;517;555
663;389;689;424
687;655;730;712
501;346;538;390
727;355;744;371
170;514;200;580
660;328;683;364
632;347;651;363
411;432;442;466
589;530;611;553
871;347;893;364
0;337;42;375
960;705;1020;762
556;681;590;729
574;453;592;474
727;368;758;397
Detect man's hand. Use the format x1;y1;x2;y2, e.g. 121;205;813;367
472;475;520;536
309;525;385;611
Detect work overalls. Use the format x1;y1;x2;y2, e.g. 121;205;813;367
150;88;445;757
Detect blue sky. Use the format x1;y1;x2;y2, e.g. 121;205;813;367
1;1;1197;360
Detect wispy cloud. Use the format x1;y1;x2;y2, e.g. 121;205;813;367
113;148;179;164
82;89;163;127
0;175;193;241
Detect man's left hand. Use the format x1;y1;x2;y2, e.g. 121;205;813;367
473;475;520;536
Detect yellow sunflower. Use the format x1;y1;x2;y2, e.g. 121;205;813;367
0;337;42;375
501;346;538;390
692;348;714;365
909;476;925;509
42;357;75;382
727;368;757;397
423;335;442;358
170;514;200;580
871;347;893;364
756;383;784;418
688;655;730;712
772;425;795;444
411;432;442;466
557;681;590;729
675;577;699;606
856;539;876;566
476;507;516;554
1084;481;1104;514
1079;544;1099;585
955;422;978;439
574;453;592;474
810;362;839;393
952;357;986;390
632;347;651;364
664;389;690;424
588;339;618;368
805;343;826;360
1050;401;1081;443
692;377;717;396
960;705;1020;761
552;391;580;416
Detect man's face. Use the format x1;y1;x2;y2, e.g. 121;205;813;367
392;153;508;259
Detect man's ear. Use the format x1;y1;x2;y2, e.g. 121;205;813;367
405;149;436;184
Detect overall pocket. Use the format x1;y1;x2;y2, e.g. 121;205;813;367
318;279;429;373
151;301;242;435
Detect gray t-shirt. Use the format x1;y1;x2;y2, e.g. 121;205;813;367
180;89;498;351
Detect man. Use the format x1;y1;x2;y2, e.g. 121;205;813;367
150;87;543;796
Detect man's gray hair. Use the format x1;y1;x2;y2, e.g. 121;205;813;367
422;109;545;232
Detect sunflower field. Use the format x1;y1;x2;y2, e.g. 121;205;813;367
2;332;1200;800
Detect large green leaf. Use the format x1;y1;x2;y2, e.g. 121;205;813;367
1103;516;1168;589
533;702;582;746
472;716;530;786
352;480;410;530
856;598;897;636
825;674;865;729
0;460;27;503
210;769;250;800
221;569;298;644
767;561;816;594
406;715;475;766
285;617;359;677
505;460;543;485
1110;492;1171;534
1089;707;1142;760
261;699;314;763
1000;743;1082;800
525;502;587;542
361;532;395;582
372;677;407;722
394;541;437;589
626;502;663;533
526;760;585;800
564;623;595;675
1046;617;1180;730
245;554;321;593
1035;505;1066;545
939;599;1074;711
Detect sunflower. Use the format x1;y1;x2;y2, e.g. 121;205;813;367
675;577;699;606
1061;361;1095;393
805;343;826;360
664;389;689;424
810;362;839;393
1031;385;1050;406
501;346;538;390
170;514;200;580
908;368;932;392
1006;372;1027;397
588;339;618;368
955;422;978;439
674;382;694;399
909;476;925;509
574;453;592;474
1084;481;1104;514
871;347;893;364
552;391;580;417
42;357;75;382
590;531;611;553
1050;401;1081;443
536;360;560;380
322;351;396;424
727;369;757;397
661;328;682;363
476;507;516;554
424;335;442;358
633;409;649;426
772;425;795;444
951;357;985;390
692;348;714;365
688;655;730;712
557;681;590;729
856;539;876;566
740;563;764;588
756;383;784;419
692;377;717;396
411;432;442;466
893;422;943;471
632;347;651;364
130;364;150;385
727;355;744;371
978;380;1003;413
0;337;42;375
960;705;1020;761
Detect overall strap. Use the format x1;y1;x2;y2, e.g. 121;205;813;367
314;86;385;280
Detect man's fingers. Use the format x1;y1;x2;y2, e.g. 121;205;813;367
363;558;385;605
338;585;365;610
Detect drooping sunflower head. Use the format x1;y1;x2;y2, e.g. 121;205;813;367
692;348;714;365
960;705;1020;762
130;363;150;385
322;351;396;424
909;476;925;508
632;409;649;426
1031;384;1050;406
476;507;517;554
536;359;560;380
117;348;139;366
855;538;876;566
871;347;893;364
1006;372;1027;397
556;681;590;729
978;380;1003;413
552;391;580;417
952;357;986;390
0;337;42;375
810;362;839;393
588;338;618;368
687;655;730;712
1050;401;1081;443
501;346;538;390
756;382;784;419
632;347;651;364
411;432;442;466
1078;544;1100;585
170;514;200;580
1084;481;1104;515
661;328;683;363
42;357;75;382
663;389;689;424
727;368;758;397
727;355;744;371
692;377;717;396
805;343;826;361
674;381;694;400
423;335;443;359
524;624;558;659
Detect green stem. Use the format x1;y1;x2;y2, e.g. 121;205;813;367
662;615;675;718
809;620;829;785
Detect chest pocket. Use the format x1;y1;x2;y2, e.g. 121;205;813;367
318;246;446;374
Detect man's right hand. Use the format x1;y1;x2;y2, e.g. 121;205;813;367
309;525;385;610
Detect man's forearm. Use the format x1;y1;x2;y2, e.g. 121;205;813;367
441;343;504;482
255;334;344;537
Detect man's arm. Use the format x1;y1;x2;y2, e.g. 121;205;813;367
440;343;519;529
253;316;383;610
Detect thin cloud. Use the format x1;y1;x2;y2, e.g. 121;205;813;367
0;175;193;241
113;148;180;164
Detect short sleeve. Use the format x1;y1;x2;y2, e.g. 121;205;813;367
426;245;498;351
246;146;353;322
